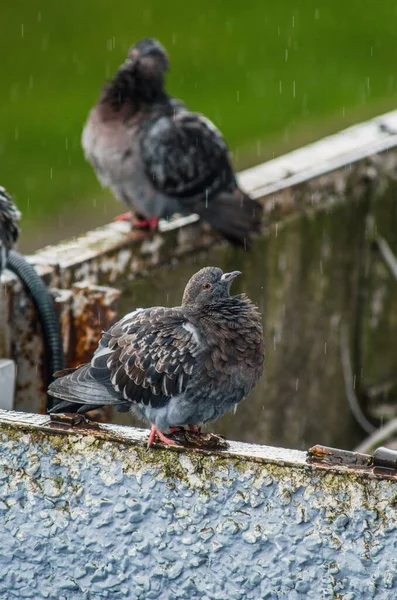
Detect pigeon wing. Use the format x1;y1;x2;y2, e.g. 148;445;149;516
107;307;201;408
140;111;236;204
48;307;202;412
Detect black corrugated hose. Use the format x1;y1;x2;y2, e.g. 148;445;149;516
6;250;65;409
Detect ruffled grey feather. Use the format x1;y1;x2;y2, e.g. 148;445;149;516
49;267;264;432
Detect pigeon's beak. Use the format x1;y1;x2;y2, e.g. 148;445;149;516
221;271;242;284
125;47;145;68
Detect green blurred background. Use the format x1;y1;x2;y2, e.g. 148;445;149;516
1;0;397;250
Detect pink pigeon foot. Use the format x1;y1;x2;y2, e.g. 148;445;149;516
114;212;159;231
147;425;181;447
114;211;134;222
132;217;160;231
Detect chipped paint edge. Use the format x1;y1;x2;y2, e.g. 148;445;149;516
1;409;397;482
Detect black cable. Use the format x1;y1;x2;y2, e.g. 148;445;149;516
6;250;65;409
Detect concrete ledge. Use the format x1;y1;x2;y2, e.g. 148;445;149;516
0;410;396;599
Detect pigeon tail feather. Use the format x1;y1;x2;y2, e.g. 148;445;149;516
197;190;262;248
48;363;123;411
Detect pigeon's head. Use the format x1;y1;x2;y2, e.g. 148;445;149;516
182;267;242;307
126;38;169;75
105;38;168;109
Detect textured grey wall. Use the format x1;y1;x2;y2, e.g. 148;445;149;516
0;414;396;600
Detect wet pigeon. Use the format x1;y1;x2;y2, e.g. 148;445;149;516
0;187;20;276
82;38;263;247
48;266;264;446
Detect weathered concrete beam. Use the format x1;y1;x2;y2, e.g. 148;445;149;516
0;410;395;599
68;281;120;367
23;108;397;289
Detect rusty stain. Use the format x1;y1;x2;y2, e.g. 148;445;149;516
307;445;397;477
49;412;100;430
165;429;229;451
307;445;397;478
307;445;374;470
52;289;73;363
70;282;120;367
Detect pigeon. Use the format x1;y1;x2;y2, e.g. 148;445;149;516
82;38;263;247
48;266;264;446
0;187;20;276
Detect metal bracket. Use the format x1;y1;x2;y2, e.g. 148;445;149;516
307;444;397;476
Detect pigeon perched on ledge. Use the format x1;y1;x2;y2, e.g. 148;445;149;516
82;38;263;247
48;266;264;446
0;187;20;275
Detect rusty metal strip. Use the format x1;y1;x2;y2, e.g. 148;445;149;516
307;444;397;477
307;445;373;469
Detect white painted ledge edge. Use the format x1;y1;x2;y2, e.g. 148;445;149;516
3;410;397;480
0;408;307;467
240;108;397;198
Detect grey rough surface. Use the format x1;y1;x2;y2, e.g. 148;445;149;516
0;418;396;599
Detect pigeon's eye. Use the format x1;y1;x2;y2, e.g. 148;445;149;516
203;283;211;290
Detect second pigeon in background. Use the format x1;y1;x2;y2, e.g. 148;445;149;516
82;38;263;247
